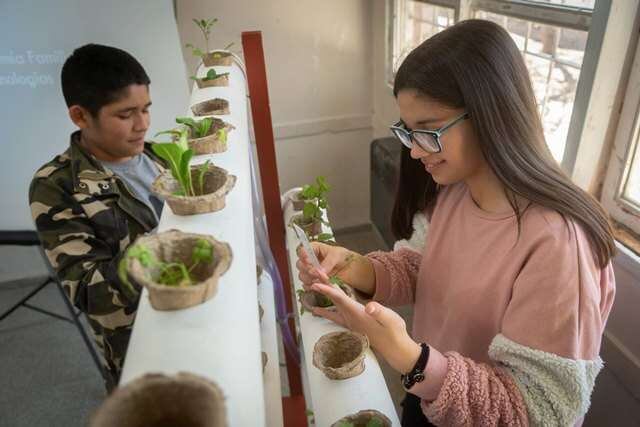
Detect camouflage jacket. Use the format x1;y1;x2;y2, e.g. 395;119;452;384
29;131;165;381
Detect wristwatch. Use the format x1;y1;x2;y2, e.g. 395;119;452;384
401;343;430;390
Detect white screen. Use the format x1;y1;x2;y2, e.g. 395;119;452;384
0;0;190;230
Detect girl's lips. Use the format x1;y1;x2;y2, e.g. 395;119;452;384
424;159;445;172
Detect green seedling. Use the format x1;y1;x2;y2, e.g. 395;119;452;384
176;117;213;139
297;275;346;315
118;238;214;288
193;17;218;55
299;176;331;233
190;68;230;82
151;128;197;197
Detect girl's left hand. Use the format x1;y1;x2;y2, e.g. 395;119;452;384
310;280;422;375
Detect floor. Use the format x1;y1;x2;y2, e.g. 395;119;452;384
1;229;639;426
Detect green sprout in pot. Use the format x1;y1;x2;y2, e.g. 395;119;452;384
190;68;229;83
186;18;218;58
296;175;331;235
297;275;348;315
118;238;214;289
151;128;211;197
176;117;213;139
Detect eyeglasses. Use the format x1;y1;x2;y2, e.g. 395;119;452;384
390;112;469;153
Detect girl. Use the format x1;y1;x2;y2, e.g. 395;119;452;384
296;19;615;426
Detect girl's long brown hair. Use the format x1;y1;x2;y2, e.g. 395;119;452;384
391;19;615;267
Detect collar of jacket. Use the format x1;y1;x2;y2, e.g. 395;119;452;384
68;130;165;191
67;130;165;231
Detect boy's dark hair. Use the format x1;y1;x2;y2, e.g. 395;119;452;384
61;44;150;117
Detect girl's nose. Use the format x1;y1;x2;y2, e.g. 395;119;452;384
410;142;430;160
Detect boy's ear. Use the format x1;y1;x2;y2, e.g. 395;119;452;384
68;105;93;129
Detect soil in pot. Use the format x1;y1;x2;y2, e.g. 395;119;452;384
90;372;226;427
290;213;322;237
312;331;369;380
123;230;232;311
191;98;229;116
188;118;234;155
152;164;236;216
203;51;233;67
331;410;392;427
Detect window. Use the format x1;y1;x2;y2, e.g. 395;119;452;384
473;10;588;162
602;40;640;236
388;0;594;163
388;1;456;82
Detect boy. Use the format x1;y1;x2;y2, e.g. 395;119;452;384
29;44;165;389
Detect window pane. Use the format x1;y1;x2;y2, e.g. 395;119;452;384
622;130;640;207
394;2;455;72
525;0;595;9
475;10;588;163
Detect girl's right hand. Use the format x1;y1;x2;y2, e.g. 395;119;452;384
295;242;353;291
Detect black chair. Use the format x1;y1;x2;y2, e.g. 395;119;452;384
0;230;107;384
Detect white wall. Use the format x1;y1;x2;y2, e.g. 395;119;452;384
372;0;399;139
176;0;374;229
0;0;190;231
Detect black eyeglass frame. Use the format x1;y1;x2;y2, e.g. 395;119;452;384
389;112;470;153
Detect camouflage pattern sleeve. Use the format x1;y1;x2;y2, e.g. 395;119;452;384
29;173;140;378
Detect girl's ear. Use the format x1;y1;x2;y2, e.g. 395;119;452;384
68;105;92;129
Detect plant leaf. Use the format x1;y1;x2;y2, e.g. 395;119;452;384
199;118;213;138
179;149;195;196
197;160;211;195
151;142;183;182
192;238;214;264
175;127;190;152
176;116;198;131
316;233;334;241
216;128;228;143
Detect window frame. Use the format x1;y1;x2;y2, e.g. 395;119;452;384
601;38;640;236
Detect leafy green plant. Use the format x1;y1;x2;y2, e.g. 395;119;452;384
299;176;330;228
118;238;214;288
190;68;229;83
176;117;213;139
309;232;336;244
185;16;234;59
193;18;218;55
296;275;346;315
152;128;196;197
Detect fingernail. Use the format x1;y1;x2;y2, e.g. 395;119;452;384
366;305;375;314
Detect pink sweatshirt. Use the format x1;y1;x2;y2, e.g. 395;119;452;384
368;183;615;426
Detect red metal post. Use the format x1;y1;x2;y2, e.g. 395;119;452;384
241;31;305;405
